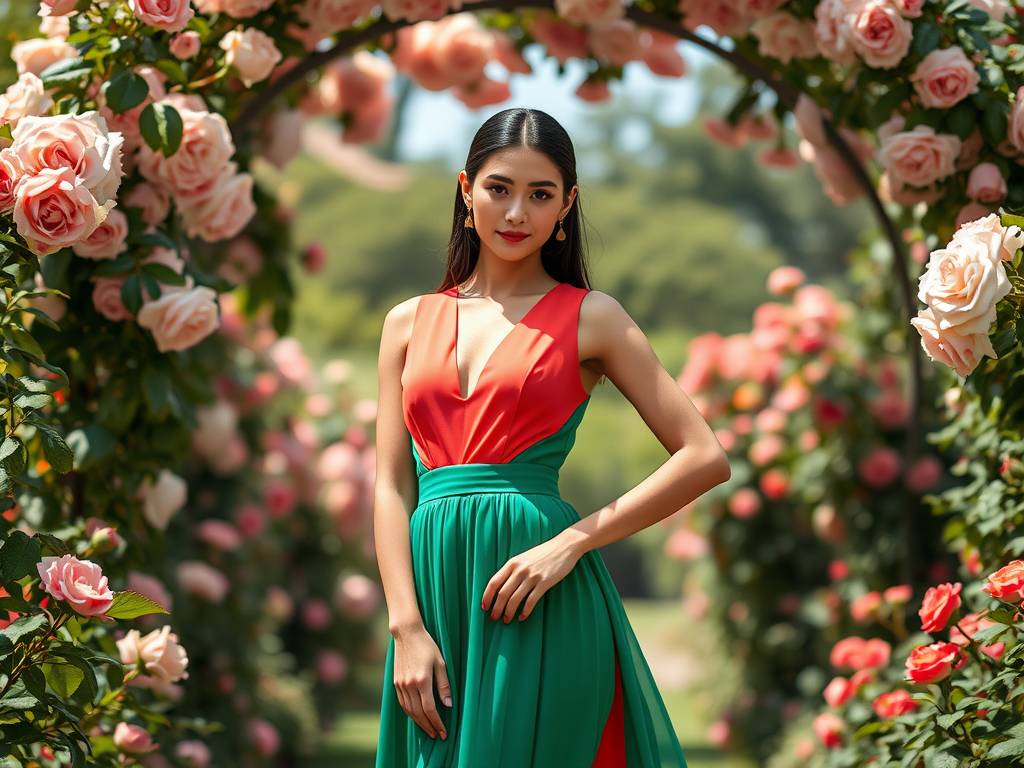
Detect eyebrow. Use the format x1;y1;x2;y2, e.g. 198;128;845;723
485;174;557;188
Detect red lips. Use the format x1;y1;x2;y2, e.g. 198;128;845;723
499;231;528;242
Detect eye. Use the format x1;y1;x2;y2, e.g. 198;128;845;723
533;190;553;200
487;184;506;194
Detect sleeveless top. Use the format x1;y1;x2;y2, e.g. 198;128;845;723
401;282;591;470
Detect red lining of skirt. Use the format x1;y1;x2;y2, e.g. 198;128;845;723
591;652;625;766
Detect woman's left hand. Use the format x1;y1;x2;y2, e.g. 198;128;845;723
481;534;582;623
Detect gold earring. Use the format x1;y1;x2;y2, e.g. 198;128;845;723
555;218;566;241
464;208;474;229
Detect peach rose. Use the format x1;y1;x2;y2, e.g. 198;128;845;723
0;73;53;135
0;150;20;211
587;19;643;67
177;166;256;242
11;37;77;78
128;0;194;33
13;167;113;255
259;109;304;170
117;625;190;684
123;181;171;225
555;0;625;25
813;0;857;65
72;207;128;260
137;285;220;352
639;29;685;77
873;689;917;717
296;0;378;35
911;306;993;378
813;712;843;748
91;275;132;321
983;559;1024;603
531;13;588;63
850;0;912;69
911;47;981;110
137;106;234;197
966;162;1007;203
751;12;818;64
799;140;862;204
11;111;124;206
38;0;78;15
877;125;960;188
679;0;751;37
894;0;925;16
169;31;201;60
453;76;511;110
493;30;532;74
905;641;962;684
379;0;448;22
113;722;157;755
919;582;961;632
36;554;115;617
219;27;282;88
176;560;230;602
137;469;187;530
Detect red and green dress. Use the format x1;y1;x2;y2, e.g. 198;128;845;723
375;281;689;768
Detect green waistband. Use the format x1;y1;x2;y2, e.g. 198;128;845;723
416;462;561;504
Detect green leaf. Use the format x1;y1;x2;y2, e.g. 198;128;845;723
101;69;149;115
21;307;61;331
38;57;92;87
137;230;177;251
936;711;966;729
13;393;51;411
0;678;39;709
42;662;84;699
141;272;161;301
142;262;186;286
91;255;135;277
121;272;143;316
989;738;1024;758
0;530;41;582
151;58;188;87
4;324;45;361
141;367;171;416
105;590;169;620
981;101;1009;146
913;21;942;57
1;613;48;645
992;326;1017;357
138;102;182;158
65;424;116;470
35;532;70;556
946;100;978;140
39;428;74;474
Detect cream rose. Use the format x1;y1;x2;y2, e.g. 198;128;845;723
877;125;960;188
751;12;818;64
917;239;1011;336
177;165;256;242
0;73;53;135
137;106;234;197
136;285;221;353
128;0;195;33
910;47;981;110
11;111;125;205
11;37;77;78
117;625;190;684
218;27;283;88
850;0;912;69
137;468;188;530
13;167;114;256
953;213;1024;261
587;20;643;67
39;15;71;39
72;207;128;260
554;0;625;25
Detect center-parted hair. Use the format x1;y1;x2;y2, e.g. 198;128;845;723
439;108;592;292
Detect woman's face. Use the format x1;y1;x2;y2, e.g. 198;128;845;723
459;146;577;262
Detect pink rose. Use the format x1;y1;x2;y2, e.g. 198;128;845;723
554;0;625;25
950;612;1006;659
758;146;800;168
11;111;125;205
72;207;128;260
128;0;194;33
767;266;805;294
958;128;984;170
36;555;115;617
858;446;901;487
850;591;882;621
296;0;378;35
91;275;132;321
127;570;173;612
0;73;53;135
13;167;113;256
813;0;857;65
113;723;157;755
873;689;917;717
748;434;785;466
679;0;751;38
812;712;843;748
911;306;993;378
823;676;853;707
750;12;818;64
905;641;962;684
877;125;960;188
639;29;685;77
136;285;221;353
176;561;230;602
983;559;1024;603
0;151;20;212
116;625;189;684
259;109;304;170
727;488;762;519
893;0;925;16
850;0;912;69
316;648;349;684
1007;86;1024;155
38;0;79;16
195;519;243;551
219;27;282;88
906;455;943;492
249;719;280;757
830;636;892;670
432;14;496;88
911;47;981;110
493;31;532;74
531;13;587;63
884;584;913;604
169;31;201;60
39;16;70;39
123;181;171;225
587;19;643;67
919;582;961;632
137;106;234;197
174;741;212;768
218;0;277;15
334;573;382;619
379;0;448;22
176;163;255;242
11;37;77;77
966;162;1007;203
799;141;862;204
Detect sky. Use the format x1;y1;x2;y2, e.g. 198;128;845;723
393;39;719;170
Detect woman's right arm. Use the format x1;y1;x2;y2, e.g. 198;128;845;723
374;298;425;638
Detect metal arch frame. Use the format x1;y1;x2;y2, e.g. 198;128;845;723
230;0;922;580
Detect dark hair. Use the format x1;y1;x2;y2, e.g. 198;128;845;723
438;108;592;293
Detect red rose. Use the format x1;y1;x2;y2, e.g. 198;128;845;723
873;689;917;718
983;560;1024;604
905;642;962;684
918;582;961;632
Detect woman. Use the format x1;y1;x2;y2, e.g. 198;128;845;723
374;107;731;767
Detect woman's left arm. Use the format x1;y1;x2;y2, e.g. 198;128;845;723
555;289;732;557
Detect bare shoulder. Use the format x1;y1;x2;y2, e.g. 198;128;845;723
380;293;431;349
579;289;636;332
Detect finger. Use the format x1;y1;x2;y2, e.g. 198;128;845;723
407;692;436;738
481;562;511;611
435;660;453;707
419;685;447;739
490;572;522;619
518;589;543;621
503;579;536;623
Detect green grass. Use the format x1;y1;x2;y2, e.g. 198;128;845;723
302;599;751;768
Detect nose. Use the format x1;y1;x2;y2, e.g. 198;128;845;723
505;196;527;224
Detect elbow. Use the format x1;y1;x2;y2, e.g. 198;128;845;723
711;450;731;486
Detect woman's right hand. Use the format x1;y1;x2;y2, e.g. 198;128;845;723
392;624;452;740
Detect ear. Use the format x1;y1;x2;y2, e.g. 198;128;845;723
561;185;578;218
459;170;472;206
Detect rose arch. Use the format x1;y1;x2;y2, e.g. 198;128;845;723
1;0;1024;766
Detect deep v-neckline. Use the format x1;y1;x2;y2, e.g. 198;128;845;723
450;282;566;402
